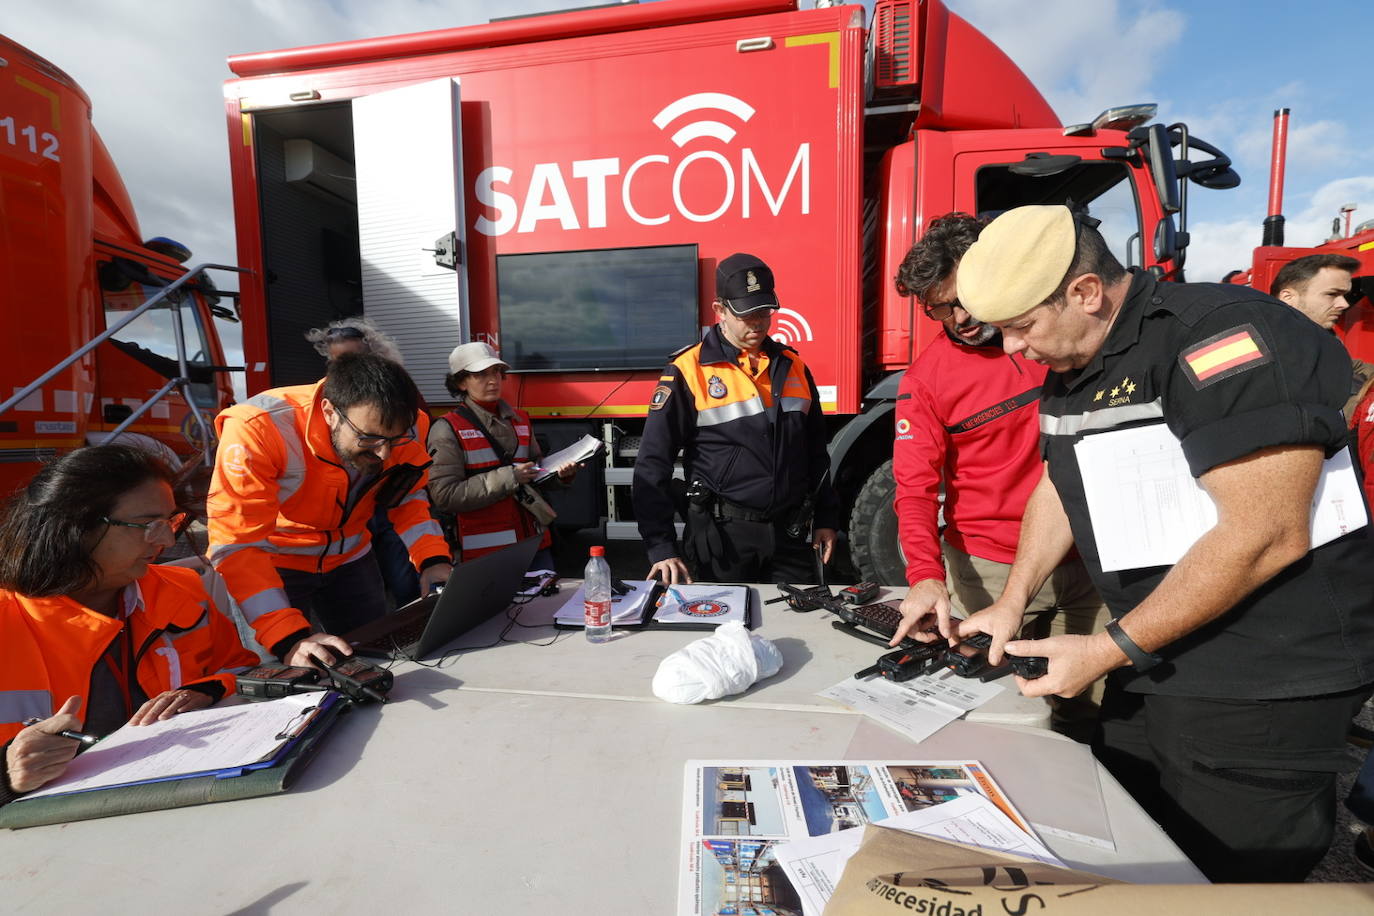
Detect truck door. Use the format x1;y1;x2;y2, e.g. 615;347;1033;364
351;78;469;404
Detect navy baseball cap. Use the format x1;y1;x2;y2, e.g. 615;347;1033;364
716;253;780;315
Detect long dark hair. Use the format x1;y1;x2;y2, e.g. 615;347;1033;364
0;444;176;597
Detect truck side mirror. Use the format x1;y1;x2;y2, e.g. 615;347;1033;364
1145;124;1181;215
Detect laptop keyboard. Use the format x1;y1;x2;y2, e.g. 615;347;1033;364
353;614;430;654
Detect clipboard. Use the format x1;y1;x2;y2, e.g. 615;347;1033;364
0;692;349;829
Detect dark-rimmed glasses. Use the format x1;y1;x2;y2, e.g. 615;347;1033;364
102;511;191;543
337;411;416;450
922;298;961;321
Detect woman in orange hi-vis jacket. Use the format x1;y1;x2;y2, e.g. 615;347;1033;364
0;445;259;803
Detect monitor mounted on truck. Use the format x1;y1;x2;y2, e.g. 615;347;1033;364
496;243;700;373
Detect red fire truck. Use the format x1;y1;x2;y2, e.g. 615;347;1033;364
1228;108;1373;363
0;34;237;496
221;0;1237;581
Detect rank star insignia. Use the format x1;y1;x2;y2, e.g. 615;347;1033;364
1110;386;1121;397
1094;390;1105;401
707;375;727;399
1125;381;1137;395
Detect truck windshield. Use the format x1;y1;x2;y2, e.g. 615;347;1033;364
975;162;1141;268
102;282;218;406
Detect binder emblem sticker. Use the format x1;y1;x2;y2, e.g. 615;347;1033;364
681;599;729;618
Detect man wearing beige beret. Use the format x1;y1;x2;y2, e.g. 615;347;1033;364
934;204;1374;883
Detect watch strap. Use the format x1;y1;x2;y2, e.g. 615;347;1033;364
1106;618;1164;673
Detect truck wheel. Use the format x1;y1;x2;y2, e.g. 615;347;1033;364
848;459;907;585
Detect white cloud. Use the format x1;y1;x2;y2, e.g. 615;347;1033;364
947;0;1186;124
3;0;568;393
1186;175;1374;284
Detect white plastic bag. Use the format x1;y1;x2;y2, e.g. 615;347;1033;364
651;621;784;704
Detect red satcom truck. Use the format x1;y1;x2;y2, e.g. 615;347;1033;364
221;0;1237;581
0;34;237;495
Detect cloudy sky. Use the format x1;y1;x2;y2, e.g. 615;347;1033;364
6;0;1371;382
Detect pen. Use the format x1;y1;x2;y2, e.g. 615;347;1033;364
21;717;100;745
666;585;689;605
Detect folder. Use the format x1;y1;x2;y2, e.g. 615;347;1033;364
0;692;348;829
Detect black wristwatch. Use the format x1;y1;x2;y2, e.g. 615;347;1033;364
1106;618;1164;673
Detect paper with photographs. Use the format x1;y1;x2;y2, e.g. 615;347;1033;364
677;759;1036;916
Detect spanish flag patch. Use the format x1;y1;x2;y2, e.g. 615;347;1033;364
1178;323;1272;389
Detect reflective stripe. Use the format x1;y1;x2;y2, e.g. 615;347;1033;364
155;640;183;687
399;519;445;550
207;540;272;564
239;587;291;623
1040;399;1165;437
697;397;765;428
779;397;811;415
463;446;500;466
0;689;52;723
398;490;427;506
514;444;529;460
462;529;518;550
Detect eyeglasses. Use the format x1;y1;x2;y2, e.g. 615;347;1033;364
922;298;961;321
324;326;365;342
336;410;416;450
102;511;190;543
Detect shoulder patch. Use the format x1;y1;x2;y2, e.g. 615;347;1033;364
1178;323;1273;389
649;385;673;410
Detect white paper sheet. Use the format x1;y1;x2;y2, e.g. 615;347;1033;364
22;694;324;799
774;794;1063;916
652;584;749;625
818;669;1004;744
533;434;602;482
1075;425;1366;572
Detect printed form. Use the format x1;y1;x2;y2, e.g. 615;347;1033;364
23;693;324;799
1075;424;1366;572
819;670;1003;744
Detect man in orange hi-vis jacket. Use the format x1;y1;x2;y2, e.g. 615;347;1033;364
207;353;451;667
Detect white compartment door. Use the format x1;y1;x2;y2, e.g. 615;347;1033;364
352;78;468;405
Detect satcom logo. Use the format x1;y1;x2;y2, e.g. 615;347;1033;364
773;307;814;345
652;93;756;146
473;92;809;236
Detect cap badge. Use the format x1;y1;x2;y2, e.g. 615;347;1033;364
746;271;760;293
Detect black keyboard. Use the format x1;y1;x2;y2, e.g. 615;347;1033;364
353;614;430;654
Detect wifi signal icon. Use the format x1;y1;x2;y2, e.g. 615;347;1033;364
773;308;814;346
652;93;756;147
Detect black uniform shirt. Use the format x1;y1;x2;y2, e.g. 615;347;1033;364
1040;270;1374;699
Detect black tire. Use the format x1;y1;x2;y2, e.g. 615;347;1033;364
847;459;907;585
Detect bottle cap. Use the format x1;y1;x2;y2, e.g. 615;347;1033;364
589;546;605;557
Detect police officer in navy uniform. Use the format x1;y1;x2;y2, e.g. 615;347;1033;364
926;205;1374;883
633;253;839;585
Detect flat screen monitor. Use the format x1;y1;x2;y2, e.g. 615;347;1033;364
496;244;700;372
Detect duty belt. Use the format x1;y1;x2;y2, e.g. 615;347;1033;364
712;497;783;524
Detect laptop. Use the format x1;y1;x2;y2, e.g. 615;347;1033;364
344;535;541;660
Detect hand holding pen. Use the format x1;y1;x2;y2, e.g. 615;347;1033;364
6;696;88;794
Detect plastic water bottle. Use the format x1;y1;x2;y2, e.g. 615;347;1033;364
583;545;613;644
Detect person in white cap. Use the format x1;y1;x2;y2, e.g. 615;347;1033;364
427;342;578;567
937;204;1374;883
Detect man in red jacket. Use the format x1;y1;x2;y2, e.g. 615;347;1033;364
889;213;1107;729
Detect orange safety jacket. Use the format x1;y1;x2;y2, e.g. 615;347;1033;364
440;406;551;559
207;380;448;653
0;565;259;743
